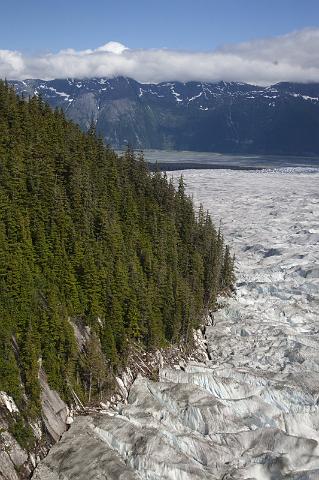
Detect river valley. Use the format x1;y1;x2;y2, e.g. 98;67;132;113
33;167;319;480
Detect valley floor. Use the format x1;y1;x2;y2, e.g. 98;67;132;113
33;168;319;480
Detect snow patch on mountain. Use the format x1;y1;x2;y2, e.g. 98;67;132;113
188;91;203;103
170;84;183;102
291;93;319;102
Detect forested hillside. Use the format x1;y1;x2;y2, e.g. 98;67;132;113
0;80;234;420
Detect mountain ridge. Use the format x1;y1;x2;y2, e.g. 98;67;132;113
10;77;319;155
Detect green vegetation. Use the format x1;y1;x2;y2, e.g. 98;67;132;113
0;80;234;408
8;416;36;450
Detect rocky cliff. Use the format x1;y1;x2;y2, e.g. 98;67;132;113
0;374;70;480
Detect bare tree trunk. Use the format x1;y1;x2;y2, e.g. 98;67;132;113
88;372;92;402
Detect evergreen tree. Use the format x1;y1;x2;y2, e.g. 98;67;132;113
0;80;234;410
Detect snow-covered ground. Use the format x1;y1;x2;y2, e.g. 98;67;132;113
34;168;319;480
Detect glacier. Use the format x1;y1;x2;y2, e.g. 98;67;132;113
33;168;319;479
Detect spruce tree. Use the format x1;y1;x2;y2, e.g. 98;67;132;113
0;80;234;408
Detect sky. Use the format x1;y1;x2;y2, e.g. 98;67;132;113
1;0;319;84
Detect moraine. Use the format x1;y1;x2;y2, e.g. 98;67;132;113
33;168;319;479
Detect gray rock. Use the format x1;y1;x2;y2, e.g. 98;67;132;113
0;451;20;480
39;369;68;442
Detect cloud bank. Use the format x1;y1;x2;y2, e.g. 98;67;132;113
2;29;319;85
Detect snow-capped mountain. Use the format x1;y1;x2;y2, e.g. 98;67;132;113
11;77;319;154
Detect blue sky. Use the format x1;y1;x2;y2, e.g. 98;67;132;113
1;0;319;83
1;0;318;53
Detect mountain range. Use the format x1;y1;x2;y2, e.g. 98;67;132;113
11;77;319;155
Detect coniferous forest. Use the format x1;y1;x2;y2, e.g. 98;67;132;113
0;80;234;415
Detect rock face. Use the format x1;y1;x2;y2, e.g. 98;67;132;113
10;77;319;155
39;370;69;443
0;393;31;479
0;373;69;480
32;167;319;479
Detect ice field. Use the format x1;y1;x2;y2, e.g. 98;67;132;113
34;168;319;479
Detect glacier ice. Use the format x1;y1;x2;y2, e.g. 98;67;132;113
33;168;319;479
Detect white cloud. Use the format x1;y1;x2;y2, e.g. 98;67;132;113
1;29;319;85
96;42;128;54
